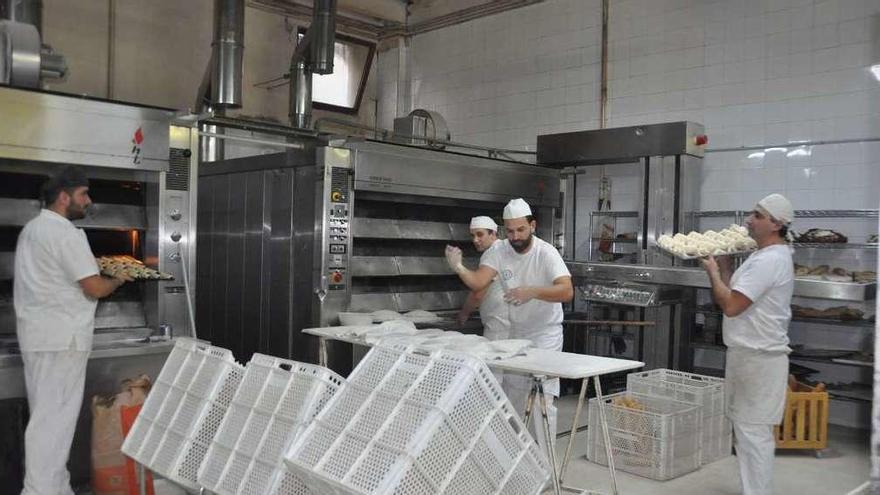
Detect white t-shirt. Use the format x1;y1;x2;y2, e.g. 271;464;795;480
14;209;100;352
479;236;571;349
478;240;509;339
723;244;794;353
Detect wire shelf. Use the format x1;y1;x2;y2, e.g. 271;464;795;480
589;211;639;218
792;243;877;250
794;209;878;219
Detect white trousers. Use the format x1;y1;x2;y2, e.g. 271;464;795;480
732;421;776;495
502;374;558;454
21;349;90;495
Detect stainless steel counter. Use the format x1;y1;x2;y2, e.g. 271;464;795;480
568;262;876;302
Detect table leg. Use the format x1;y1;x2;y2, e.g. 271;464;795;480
559;377;588;485
536;378;562;495
319;337;328;367
523;382;538;430
138;462;147;495
593;375;618;495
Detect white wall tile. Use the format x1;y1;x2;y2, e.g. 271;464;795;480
377;0;880;210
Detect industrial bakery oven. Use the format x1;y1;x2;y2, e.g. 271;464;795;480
0;86;198;485
0;88;198;349
196;138;561;370
538;122;707;370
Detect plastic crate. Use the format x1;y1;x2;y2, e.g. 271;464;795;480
122;338;244;491
586;391;702;481
197;354;345;495
283;345;550;495
626;368;731;464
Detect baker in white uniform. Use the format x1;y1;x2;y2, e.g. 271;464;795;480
456;216;508;341
445;198;573;450
700;193;795;495
14;166;132;495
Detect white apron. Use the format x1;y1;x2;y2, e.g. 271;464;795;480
725;346;788;424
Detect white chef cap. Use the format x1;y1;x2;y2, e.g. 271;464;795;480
503;198;532;220
756;193;794;225
469;216;498;232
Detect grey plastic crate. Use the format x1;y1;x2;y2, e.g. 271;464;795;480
627;368;731;464
586;391;702;481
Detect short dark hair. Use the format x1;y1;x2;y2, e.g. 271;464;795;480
779;224;789;239
42;166;89;206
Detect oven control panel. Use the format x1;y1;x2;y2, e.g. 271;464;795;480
326;166;351;291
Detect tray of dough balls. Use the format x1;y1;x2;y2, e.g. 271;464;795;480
657;224;758;260
96;255;174;281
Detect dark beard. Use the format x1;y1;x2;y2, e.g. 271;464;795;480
510;234;533;253
66;203;87;220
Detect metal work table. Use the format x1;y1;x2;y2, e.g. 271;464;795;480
304;325;644;495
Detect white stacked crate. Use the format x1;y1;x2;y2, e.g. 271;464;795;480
283;345;550;495
197;354;345;495
626;369;732;465
586;391;702;481
122;338;245;491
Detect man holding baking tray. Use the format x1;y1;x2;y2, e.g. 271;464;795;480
700;193;795;495
445;198;573;451
14;166;132;495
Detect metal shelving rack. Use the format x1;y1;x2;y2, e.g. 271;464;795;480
586;210;639;261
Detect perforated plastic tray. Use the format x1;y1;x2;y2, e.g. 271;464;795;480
626;368;731;464
283;345;550;495
121;338;244;491
586;391;702;481
197;354;345;495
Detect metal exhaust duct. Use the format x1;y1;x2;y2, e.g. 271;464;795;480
310;0;336;75
210;0;244;108
289;56;312;129
287;0;336;128
2;0;42;33
0;0;66;87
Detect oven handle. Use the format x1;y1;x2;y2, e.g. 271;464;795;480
171;248;197;338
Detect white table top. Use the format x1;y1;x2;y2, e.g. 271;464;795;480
304;325;644;380
490;348;643;379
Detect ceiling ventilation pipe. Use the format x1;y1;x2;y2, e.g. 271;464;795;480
0;0;67;87
195;0;244;162
289;0;336;128
210;0;244;108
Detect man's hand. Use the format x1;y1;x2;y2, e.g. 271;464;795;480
504;287;535;306
445;245;465;273
700;255;719;275
456;310;470;327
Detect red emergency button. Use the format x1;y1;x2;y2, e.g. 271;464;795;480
694;134;708;146
331;271;343;283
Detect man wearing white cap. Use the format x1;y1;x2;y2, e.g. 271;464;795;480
700;193;795;495
456;216;508;343
445;198;573;450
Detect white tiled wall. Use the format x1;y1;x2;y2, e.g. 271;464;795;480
379;0;880;215
406;0;604;150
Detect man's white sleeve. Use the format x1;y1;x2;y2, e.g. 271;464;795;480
480;242;501;271
730;255;775;303
545;247;571;281
60;230;99;283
